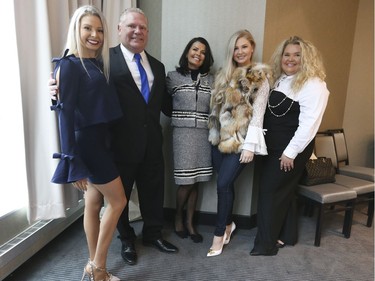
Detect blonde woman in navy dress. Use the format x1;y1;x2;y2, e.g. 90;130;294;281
250;36;329;256
166;37;214;243
50;5;126;280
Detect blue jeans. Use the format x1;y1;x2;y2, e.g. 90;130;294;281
212;146;246;236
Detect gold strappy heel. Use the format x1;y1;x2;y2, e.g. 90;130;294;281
81;260;120;281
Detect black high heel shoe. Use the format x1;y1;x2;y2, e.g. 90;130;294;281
188;231;203;243
174;228;188;239
175;215;188;239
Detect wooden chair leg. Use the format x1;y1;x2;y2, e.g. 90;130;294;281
314;204;324;247
366;194;374;227
308;202;315;217
343;201;355;238
303;200;309;216
303;199;314;217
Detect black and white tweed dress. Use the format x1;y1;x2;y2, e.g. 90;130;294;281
166;70;214;185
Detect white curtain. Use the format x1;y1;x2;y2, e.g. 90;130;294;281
103;0;136;47
13;0;134;223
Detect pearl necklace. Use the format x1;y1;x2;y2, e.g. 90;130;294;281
267;76;294;118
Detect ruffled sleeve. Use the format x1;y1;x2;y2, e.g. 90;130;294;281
242;79;269;155
242;126;267;155
50;50;91;184
51;153;90;184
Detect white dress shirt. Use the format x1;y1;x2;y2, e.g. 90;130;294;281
120;44;154;92
274;74;330;159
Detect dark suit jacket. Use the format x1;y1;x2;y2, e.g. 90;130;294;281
109;44;172;164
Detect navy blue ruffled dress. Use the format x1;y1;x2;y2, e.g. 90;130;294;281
50;52;122;184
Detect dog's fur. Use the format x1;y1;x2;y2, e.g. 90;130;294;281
208;63;270;153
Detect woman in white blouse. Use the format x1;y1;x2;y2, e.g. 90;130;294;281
250;36;330;256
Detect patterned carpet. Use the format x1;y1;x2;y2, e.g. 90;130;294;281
3;205;374;281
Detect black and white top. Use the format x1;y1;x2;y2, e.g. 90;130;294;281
268;74;330;158
166;70;214;185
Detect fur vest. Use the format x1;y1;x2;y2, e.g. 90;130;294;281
208;63;270;153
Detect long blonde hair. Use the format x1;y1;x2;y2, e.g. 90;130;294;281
214;30;256;90
65;5;110;81
269;36;326;93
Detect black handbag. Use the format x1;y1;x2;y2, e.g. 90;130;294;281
299;157;336;186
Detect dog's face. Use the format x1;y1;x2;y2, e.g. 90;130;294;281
230;66;266;95
245;67;267;84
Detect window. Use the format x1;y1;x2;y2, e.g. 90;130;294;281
0;0;28;217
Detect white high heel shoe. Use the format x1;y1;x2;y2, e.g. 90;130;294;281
207;232;227;257
224;222;236;245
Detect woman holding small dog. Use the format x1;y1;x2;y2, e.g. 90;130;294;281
207;29;270;257
250;36;329;256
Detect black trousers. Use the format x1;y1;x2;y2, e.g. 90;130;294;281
116;159;165;242
253;140;314;252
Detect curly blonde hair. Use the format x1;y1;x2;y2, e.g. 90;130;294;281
269;36;326;93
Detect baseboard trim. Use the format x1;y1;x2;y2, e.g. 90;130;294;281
163;208;257;230
0;201;84;281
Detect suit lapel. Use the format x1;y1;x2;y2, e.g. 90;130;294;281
145;52;156;101
113;45;141;94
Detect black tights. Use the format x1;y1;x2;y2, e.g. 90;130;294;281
175;183;199;234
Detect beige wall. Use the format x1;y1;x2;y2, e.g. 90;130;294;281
263;0;374;167
263;0;358;131
343;0;374;167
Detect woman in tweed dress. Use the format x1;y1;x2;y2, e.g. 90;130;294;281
166;37;214;243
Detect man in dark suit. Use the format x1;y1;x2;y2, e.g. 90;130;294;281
109;8;177;265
